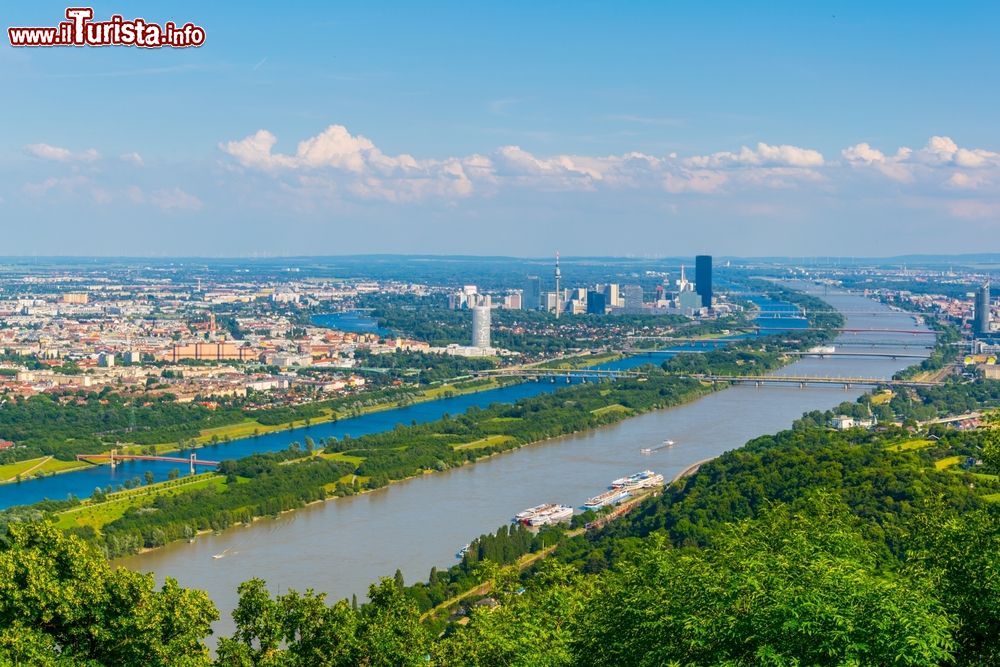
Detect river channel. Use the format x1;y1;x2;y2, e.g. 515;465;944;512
118;287;932;640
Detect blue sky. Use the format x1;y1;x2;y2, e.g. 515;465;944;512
2;1;999;257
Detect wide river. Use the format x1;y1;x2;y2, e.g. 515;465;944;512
120;286;931;640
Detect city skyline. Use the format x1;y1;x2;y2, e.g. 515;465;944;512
3;2;1000;256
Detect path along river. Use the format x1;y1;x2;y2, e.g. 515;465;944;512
115;287;931;640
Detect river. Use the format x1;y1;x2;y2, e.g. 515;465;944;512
118;287;932;641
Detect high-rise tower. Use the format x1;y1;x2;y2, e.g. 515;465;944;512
554;252;561;319
695;255;712;309
472;305;491;348
975;281;991;336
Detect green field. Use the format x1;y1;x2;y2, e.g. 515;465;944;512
885;439;935;452
935;455;966;470
320;451;366;466
453;435;514;450
0;456;89;483
590;404;633;417
54;474;227;533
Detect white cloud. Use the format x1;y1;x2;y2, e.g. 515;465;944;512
845;136;1000;185
664;170;728;194
22;175;89;197
221;125;830;203
24;143;100;162
216;125;1000;219
946;172;989;190
120;152;144;166
841;142;914;182
150;188;203;211
685;142;824;168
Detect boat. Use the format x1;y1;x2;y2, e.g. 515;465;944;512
527;505;574;526
456;544;470;559
612;470;658;489
212;548;231;560
611;470;665;490
583;488;630;510
641;440;673;454
514;503;556;524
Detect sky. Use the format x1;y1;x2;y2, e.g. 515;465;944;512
2;1;999;258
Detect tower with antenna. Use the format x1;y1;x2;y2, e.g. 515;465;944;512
554;252;561;319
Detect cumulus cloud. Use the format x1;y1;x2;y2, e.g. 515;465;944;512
24;143;100;162
150;187;203;211
685;142;824;168
220;125;829;201
841;142;914;182
120;152;144;166
946;172;989;190
844;136;1000;186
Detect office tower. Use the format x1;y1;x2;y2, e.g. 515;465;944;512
975;281;991;336
554;252;561;319
586;291;607;314
524;276;542;310
695;255;713;308
623;285;644;312
472;305;491;348
604;283;620;308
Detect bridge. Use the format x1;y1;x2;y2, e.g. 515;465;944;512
755;327;935;335
831;340;933;349
471;368;644;380
686;374;943;389
76;450;220;475
786;351;927;359
756;310;915;316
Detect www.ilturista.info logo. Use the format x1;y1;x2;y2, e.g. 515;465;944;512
8;8;205;48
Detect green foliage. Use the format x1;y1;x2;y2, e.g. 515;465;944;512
573;498;954;667
215;577;429;667
0;523;217;665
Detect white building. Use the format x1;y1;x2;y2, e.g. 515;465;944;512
472;305;491;349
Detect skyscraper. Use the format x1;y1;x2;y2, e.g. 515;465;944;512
554;252;561;320
586;291;607;314
524;276;542;310
695;255;713;309
472;305;491;349
604;283;620;308
975;281;991;336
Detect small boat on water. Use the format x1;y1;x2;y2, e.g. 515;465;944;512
456;544;470;559
212;548;231;560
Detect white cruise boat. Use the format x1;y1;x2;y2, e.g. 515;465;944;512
527;505;574;526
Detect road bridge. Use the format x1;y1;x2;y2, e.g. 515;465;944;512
786;351;927;359
686;374;943;389
471;368;645;380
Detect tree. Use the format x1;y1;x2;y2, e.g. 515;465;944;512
572;497;954;667
981;429;1000;470
168;468;180;481
906;506;1000;666
0;523;217;665
145;470;155;486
